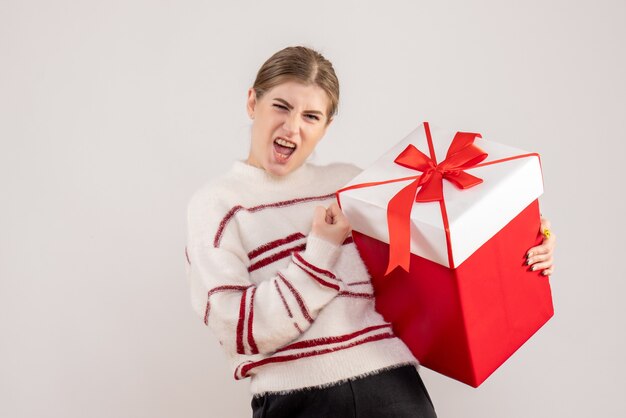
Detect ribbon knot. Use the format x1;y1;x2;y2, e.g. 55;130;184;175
385;124;488;274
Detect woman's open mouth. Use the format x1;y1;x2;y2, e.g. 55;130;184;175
273;137;297;162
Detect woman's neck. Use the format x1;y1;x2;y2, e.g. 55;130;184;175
230;159;314;190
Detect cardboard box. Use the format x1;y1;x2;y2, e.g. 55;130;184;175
336;122;554;387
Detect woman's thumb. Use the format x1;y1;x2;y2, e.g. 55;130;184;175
313;206;327;224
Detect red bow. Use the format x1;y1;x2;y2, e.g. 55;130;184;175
385;126;487;274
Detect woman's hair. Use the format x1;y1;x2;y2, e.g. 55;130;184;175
252;46;339;124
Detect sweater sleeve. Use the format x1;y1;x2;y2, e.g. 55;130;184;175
185;195;344;357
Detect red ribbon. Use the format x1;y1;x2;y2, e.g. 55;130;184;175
335;122;488;276
385;123;487;274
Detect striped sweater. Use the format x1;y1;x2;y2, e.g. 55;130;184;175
184;159;419;396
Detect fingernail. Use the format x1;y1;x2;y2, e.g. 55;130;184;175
527;252;533;258
526;258;532;265
530;265;535;271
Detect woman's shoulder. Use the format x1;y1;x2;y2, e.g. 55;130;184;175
187;171;240;219
187;161;364;216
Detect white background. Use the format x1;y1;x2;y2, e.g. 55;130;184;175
1;1;624;417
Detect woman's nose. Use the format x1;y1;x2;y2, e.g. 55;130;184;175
282;113;300;136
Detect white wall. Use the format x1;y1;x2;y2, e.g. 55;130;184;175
1;0;624;417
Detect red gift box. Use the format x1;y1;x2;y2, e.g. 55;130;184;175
337;122;554;387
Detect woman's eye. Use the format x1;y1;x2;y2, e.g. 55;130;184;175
305;114;320;121
273;104;288;110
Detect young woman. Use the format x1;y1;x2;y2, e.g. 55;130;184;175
185;46;556;418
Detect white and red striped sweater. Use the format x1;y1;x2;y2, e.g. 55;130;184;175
185;159;418;396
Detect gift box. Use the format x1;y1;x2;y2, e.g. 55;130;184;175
336;122;554;387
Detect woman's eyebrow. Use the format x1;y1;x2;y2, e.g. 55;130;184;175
273;98;324;116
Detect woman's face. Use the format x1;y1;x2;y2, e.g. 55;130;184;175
246;80;333;177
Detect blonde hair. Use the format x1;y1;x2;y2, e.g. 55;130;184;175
252;46;339;124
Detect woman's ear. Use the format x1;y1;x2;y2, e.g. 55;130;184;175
323;116;334;131
246;88;257;120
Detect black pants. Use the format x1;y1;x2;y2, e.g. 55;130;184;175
251;365;437;418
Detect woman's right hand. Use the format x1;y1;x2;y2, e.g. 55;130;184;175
310;202;352;246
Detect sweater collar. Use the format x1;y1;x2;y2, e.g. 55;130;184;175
230;159;314;189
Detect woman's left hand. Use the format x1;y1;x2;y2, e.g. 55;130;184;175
526;215;556;276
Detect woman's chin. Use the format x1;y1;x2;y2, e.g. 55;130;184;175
268;152;298;175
